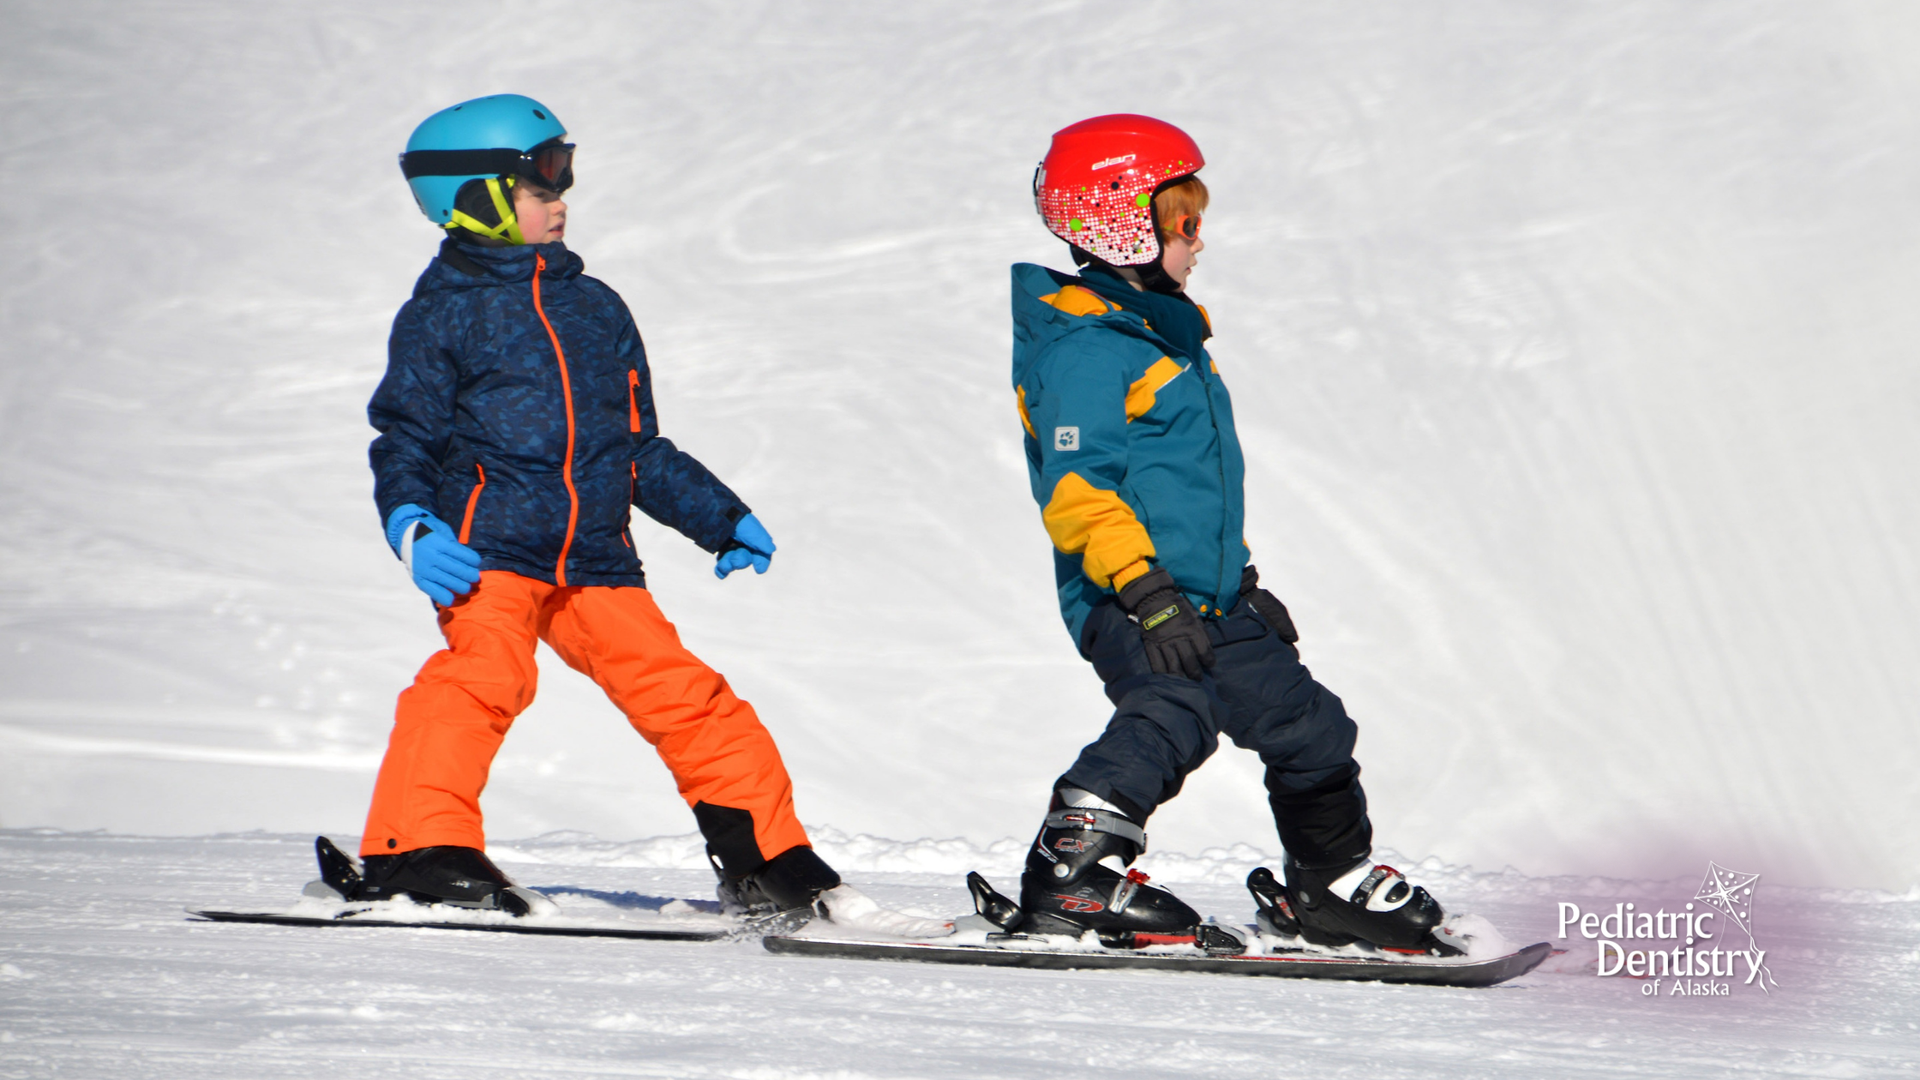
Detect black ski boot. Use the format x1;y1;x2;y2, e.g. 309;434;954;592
712;844;841;918
348;842;552;916
303;836;366;901
1281;855;1461;956
1017;793;1199;944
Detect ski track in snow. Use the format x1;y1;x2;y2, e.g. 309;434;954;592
1;833;1913;1079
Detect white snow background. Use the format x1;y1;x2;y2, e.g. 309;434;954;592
2;1;1918;1076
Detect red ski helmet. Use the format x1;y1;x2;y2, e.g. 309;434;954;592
1034;114;1204;267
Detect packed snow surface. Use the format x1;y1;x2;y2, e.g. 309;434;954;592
2;832;1914;1079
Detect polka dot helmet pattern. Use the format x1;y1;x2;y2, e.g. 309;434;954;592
1033;114;1204;267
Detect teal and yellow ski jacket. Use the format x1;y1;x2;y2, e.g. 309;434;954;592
1010;262;1249;647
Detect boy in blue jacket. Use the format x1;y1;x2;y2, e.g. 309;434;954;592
347;95;927;930
1007;115;1459;955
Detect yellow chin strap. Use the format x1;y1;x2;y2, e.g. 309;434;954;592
444;176;526;245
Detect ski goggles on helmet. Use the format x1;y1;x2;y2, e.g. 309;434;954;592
400;137;576;193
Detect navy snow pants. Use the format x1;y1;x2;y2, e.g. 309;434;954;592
1061;595;1374;870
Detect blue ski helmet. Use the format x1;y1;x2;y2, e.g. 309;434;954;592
400;94;570;227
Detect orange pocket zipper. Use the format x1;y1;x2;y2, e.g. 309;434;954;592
457;463;487;545
623;462;636;548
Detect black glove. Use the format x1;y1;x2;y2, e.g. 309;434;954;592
1240;565;1299;643
1117;567;1215;679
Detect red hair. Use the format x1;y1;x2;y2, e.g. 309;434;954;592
1154;176;1209;240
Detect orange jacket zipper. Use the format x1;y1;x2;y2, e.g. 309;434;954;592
457;463;487;545
628;369;642;432
532;253;579;586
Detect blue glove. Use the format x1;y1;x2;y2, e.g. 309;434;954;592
714;514;775;579
386;504;482;606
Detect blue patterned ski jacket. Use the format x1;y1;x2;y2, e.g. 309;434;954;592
369;239;748;587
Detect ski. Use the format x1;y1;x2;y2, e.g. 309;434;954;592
760;868;1551;987
185;834;798;941
762;933;1553;987
186;908;746;941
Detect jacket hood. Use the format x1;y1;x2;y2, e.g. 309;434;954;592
414;238;585;296
1011;262;1177;384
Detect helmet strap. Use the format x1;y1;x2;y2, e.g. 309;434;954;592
443;177;526;246
1134;258;1184;295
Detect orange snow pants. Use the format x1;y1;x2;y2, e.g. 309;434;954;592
361;570;809;869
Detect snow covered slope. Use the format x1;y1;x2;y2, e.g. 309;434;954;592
2;832;1911;1079
2;2;1917;888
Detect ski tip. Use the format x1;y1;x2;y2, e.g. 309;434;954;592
1513;941;1553;969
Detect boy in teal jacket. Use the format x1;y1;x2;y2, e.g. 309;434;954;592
1007;115;1458;955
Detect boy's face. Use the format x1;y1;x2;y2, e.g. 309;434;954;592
1159;232;1203;289
513;181;567;244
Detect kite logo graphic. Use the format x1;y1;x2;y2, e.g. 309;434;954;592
1692;862;1777;993
1555;862;1778;997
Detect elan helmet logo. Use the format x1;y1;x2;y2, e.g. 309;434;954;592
1091;154;1136;170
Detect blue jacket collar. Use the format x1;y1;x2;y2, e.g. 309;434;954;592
418;238;583;294
1011;263;1195;376
1075;266;1210;363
